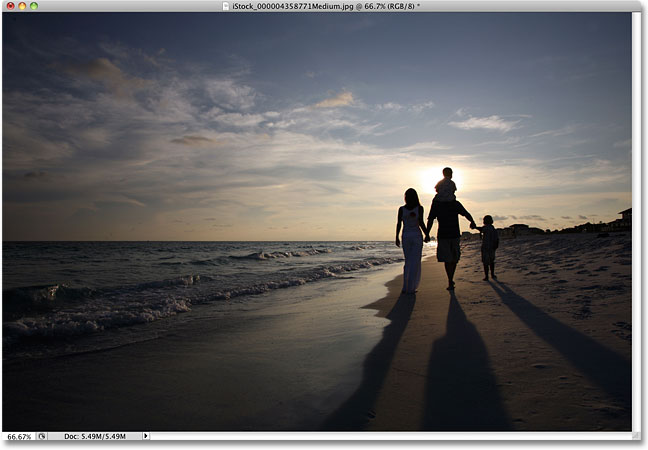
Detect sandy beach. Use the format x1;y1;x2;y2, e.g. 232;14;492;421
4;233;632;432
326;233;632;431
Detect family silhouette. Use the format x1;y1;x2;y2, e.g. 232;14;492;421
396;167;499;291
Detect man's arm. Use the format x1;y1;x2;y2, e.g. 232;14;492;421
457;201;477;229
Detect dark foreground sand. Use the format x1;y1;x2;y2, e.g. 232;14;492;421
4;235;632;432
326;236;632;431
3;270;392;431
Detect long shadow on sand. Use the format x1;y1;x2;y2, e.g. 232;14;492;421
321;293;415;430
490;281;631;410
421;292;512;430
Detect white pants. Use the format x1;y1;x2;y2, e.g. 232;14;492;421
402;231;423;293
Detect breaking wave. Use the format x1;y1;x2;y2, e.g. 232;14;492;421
3;256;401;344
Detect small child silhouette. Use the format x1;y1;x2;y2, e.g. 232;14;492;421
476;215;499;281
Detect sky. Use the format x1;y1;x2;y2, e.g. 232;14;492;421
2;12;632;241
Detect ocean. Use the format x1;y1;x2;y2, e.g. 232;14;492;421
3;241;434;360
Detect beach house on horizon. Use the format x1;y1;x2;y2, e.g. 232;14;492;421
498;224;545;239
553;208;631;234
462;223;544;240
461;209;631;240
603;208;632;232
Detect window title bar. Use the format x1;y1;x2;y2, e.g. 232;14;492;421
2;0;642;12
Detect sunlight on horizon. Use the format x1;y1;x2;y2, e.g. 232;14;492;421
420;166;466;196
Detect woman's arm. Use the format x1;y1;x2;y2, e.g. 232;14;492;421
418;206;430;241
395;207;402;247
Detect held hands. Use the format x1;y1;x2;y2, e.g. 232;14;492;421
470;221;477;229
424;234;431;243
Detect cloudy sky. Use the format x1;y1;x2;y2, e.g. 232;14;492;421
3;12;632;240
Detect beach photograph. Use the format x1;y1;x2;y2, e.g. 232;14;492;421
2;11;633;434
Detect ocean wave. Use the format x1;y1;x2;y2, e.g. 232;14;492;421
231;248;332;260
347;245;376;251
4;296;192;341
3;284;97;320
3;275;206;321
3;256;401;345
199;256;400;301
135;274;212;289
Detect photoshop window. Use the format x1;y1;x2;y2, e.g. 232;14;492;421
1;0;641;442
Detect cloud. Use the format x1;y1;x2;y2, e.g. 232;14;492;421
472;136;524;148
241;163;359;183
376;100;434;113
449;115;520;132
270;106;381;136
373;125;410;137
205;79;256;110
24;171;50;180
98;42;169;68
3;105;76;168
377;102;403;111
401;141;452;153
313;91;354;108
561;216;572;219
79;128;112;148
95;198;146;209
212;112;273;128
265;119;296;129
60;57;150;99
69;207;98;221
613;139;632;148
170;135;219;146
518;215;547;221
492;215;508;221
530;124;578;138
410;101;435;113
579;215;588;219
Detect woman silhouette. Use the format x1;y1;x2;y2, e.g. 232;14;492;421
395;188;429;294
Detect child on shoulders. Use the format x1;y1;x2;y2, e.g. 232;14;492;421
433;167;457;203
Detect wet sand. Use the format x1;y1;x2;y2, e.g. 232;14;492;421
4;267;396;431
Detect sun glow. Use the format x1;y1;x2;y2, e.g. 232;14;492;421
420;167;464;196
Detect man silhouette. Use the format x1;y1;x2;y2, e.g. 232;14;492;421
425;200;476;290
